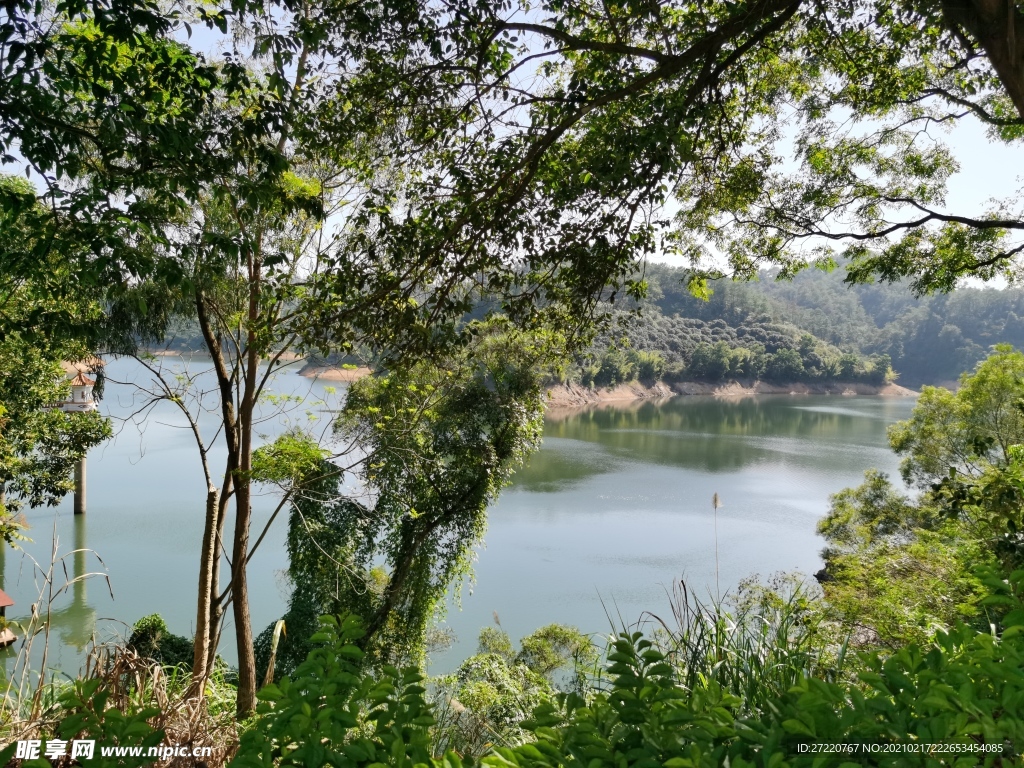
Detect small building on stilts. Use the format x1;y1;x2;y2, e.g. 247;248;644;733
0;589;16;647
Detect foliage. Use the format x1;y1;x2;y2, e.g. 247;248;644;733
431;651;551;758
739;265;1024;386
234;569;1024;768
14;567;1024;766
819;473;993;649
890;345;1024;488
0;636;239;767
0;175;111;538
431;624;596;758
250;431;330;490
579;263;1024;392
258;323;558;678
932;451;1024;574
234;615;437;768
815;348;1024;648
127;614;195;670
0;346;110;520
515;625;595;682
573;264;902;388
0;6;229;312
504;575;1024;768
0;678;165;768
578;259;1024;392
11;0;1024;721
667;2;1024;294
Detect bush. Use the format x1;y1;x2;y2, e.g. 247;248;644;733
687;341;731;380
592;348;635;387
431;624;596;758
631;350;665;384
17;583;1024;768
127;614;194;669
765;347;806;382
232;614;437;768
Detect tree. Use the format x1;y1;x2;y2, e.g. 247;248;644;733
431;622;595;758
673;3;1024;293
688;342;733;381
817;470;990;647
764;348;805;382
255;323;559;678
632;350;666;385
819;345;1024;645
0;1;237;297
0;176;111;538
889;345;1024;488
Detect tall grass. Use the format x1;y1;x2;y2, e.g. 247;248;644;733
0;528;239;766
641;575;849;713
1;524;112;731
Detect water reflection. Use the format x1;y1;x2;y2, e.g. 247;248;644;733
521;396;906;480
0;518;105;676
48;518;102;652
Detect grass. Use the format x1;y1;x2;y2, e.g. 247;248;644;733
639;574;850;713
0;528;240;766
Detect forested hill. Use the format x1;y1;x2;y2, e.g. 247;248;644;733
583;263;1024;387
153;262;1020;388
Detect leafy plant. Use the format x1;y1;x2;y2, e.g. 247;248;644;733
127;614;195;669
233;614;437;768
0;678;164;768
431;623;596;758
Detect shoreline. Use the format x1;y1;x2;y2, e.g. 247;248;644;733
544;379;917;408
297;364;373;381
141;349;919;400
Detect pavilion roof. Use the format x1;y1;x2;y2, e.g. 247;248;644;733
61;356;105;375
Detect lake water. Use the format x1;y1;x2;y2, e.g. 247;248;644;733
0;356;917;676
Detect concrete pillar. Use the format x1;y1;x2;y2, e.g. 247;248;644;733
74;456;86;515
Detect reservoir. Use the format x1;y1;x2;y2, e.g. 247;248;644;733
0;355;916;674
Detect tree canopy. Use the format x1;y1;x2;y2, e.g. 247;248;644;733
8;0;1024;332
0;176;111;539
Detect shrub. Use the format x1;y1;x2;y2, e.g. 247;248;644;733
231;614;437;768
592;348;635;387
127;614;194;669
631;350;665;384
765;347;805;382
431;624;596;758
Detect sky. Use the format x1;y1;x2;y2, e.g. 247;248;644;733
944;117;1022;213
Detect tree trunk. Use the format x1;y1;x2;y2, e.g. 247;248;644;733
205;488;230;675
943;0;1024;118
232;249;262;718
231;479;256;716
231;378;257;715
189;484;219;696
193;290;241;697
